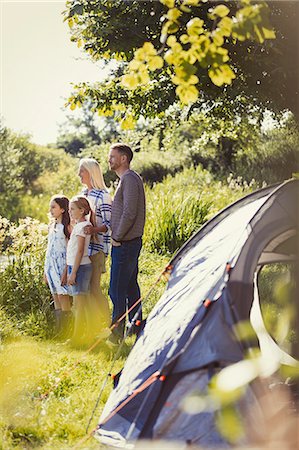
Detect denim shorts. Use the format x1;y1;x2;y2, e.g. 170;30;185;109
68;264;92;296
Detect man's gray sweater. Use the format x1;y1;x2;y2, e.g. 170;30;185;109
111;170;146;242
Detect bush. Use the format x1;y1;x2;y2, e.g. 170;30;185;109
0;217;52;338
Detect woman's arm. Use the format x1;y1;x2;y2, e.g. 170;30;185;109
84;192;112;235
68;235;85;285
84;223;107;235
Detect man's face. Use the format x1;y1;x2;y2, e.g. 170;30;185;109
108;148;123;171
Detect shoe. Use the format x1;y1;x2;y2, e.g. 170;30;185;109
106;332;122;347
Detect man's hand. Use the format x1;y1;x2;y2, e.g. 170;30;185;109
112;239;121;247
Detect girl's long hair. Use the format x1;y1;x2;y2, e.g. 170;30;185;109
79;158;107;190
70;196;98;242
51;195;70;239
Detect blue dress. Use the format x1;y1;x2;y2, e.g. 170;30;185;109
44;223;69;295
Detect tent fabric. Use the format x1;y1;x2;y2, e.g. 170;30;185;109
96;179;298;448
150;371;228;446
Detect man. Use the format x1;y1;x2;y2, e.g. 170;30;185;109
108;143;146;341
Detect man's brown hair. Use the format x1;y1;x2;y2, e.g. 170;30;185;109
111;143;133;163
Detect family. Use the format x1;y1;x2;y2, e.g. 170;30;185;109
44;143;146;346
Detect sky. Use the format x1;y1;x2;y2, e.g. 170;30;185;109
1;0;110;145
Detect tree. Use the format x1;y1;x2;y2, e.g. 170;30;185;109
64;1;299;124
56;102;121;154
0;124;42;219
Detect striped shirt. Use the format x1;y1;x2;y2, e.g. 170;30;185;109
82;188;112;256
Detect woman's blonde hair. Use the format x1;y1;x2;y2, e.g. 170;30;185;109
79;158;107;190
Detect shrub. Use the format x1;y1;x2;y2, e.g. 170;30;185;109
0;218;52;338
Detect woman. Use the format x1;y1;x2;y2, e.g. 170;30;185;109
78;158;111;333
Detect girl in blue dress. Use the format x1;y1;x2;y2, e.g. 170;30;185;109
44;195;72;337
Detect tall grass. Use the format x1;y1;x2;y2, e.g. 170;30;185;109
144;166;259;254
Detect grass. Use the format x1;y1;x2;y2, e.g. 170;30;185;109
0;249;169;450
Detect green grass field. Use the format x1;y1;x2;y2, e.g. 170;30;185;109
0;250;169;449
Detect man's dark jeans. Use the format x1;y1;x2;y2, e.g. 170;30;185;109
109;237;142;337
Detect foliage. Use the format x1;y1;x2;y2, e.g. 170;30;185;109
56;102;121;155
0;123;77;221
0;217;52;338
120;0;274;102
64;1;299;121
20;151;81;223
0;125;40;220
81;139;187;186
143;166;259;254
258;263;296;353
234;114;299;183
0;307;21;342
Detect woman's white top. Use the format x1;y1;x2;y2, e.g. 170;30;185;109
67;220;91;266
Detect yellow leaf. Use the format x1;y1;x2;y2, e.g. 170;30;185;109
68;18;74;28
164;50;175;65
77;39;83;49
186;52;197;65
70;102;76;111
208;64;236;86
129;59;143;71
212;31;224;46
182;0;200;5
148;56;164;71
262;27;276;40
176;84;199;104
254;25;265;44
160;0;175;8
218;17;233;37
142;42;156;56
138;69;150;84
180;5;191;13
167;7;182;22
99;109;113;117
167;35;177;47
172;75;181;85
122;73;139;90
188;74;199;85
180;34;189;44
187;17;204;36
134;47;147;61
210;4;230;19
121;115;136;130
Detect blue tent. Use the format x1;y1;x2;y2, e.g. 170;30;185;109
96;179;298;448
